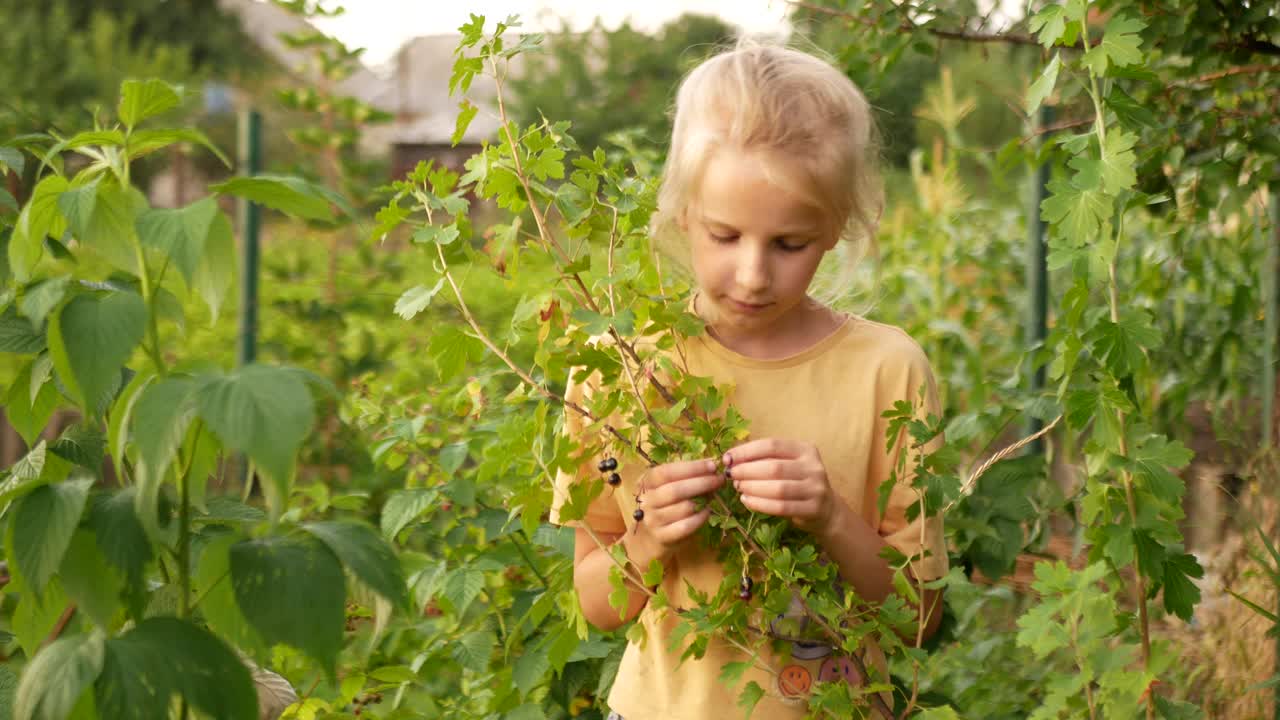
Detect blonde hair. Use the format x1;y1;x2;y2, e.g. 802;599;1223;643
651;38;883;306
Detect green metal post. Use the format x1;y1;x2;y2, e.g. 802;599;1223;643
1026;104;1052;454
237;109;261;368
235;109;261;488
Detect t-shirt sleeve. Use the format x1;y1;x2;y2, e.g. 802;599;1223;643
548;369;628;534
867;342;949;582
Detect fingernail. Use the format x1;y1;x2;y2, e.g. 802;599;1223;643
723;453;732;467
706;460;716;473
734;480;740;491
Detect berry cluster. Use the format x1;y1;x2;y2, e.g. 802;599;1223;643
599;456;643;521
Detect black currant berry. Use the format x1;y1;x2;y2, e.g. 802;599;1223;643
738;588;752;601
740;576;753;592
633;508;645;521
599;457;618;472
607;472;622;486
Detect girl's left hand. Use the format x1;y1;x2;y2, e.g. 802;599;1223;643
724;438;840;537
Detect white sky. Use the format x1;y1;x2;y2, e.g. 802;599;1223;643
313;1;795;67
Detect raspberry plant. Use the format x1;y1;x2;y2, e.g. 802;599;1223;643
0;79;407;719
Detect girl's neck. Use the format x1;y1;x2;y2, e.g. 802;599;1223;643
697;294;845;361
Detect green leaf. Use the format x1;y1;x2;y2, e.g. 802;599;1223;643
1130;434;1193;504
380;488;438;540
107;370;153;473
1028;4;1067;47
50;423;106;474
394;279;444;320
6;359;59;446
1154;696;1204;720
439;441;468;474
118;79;182;128
17;276;70;328
412;223;461;246
430;325;485;381
452;99;478;147
210;175;336;222
48;291;147;414
130;376;198;532
1041;176;1108;244
1100;130;1139;195
135;198;220;287
1107;87;1157;129
441;567;485;616
302;521;409;610
8;477;93;596
1087;309;1160;377
1025;54;1061;115
85;489;152;618
193;212;235;323
14;632;104;720
453;630;495;673
57;179;99;240
194;532;265;657
737;680;765;719
58;530;122;628
9;175;69;281
63;180;145;275
0;665;16;720
1082;15;1146;75
0;309;46;353
0;145;24;176
0;442;70;511
12;578;70;660
230;536;345;677
0;186;17;214
128;128;230;168
512;644;549;695
1162;552;1203;621
194;366;315;517
95;617;256;720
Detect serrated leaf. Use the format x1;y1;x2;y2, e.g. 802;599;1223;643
6;359;59;446
1100;130;1138;195
48;291;147;414
441;567;485;616
1082;15;1146;75
512;644;549;695
231;536;345;678
1130;434;1193;504
430;325;485;381
0;145;24;176
1026;54;1061;115
13;632;104;720
95;617;256;720
118;79;182;128
17;276;70;328
85;489;152;619
381;488;437;540
128;128;230;168
452;630;495;673
8;477;93;597
394;279;444;320
64;180;145;275
1162;552;1203;621
58;530;122;628
194;533;265;657
452;100;478;146
194;213;235;323
1029;4;1067;47
302;521;409;610
135;198;220;287
0;309;46;353
412;223;461;246
130;376;198;532
439;441;468;475
1040;176;1108;245
1087;309;1160;377
50;424;106;472
194;366;315;518
210;175;335;222
9;175;69;282
737;680;765;719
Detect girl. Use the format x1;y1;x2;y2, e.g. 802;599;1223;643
551;39;947;719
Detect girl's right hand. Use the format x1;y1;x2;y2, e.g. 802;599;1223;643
625;459;725;567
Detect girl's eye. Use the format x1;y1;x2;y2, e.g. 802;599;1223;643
776;239;809;252
710;232;738;243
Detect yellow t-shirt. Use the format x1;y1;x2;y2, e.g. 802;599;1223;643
550;314;947;720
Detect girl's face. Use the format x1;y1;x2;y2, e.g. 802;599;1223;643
687;149;837;349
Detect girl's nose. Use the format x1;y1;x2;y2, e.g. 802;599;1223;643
735;246;770;292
